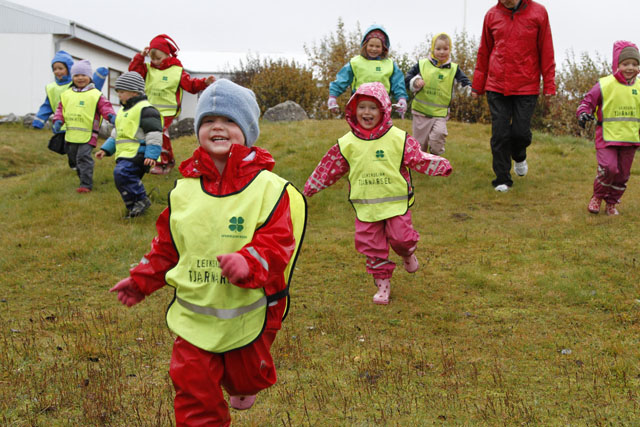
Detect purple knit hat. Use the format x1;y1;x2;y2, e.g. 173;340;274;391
71;59;92;77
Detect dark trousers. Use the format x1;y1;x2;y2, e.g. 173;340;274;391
113;155;148;210
486;91;538;187
66;142;94;189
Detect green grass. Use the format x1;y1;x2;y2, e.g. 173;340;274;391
1;120;640;426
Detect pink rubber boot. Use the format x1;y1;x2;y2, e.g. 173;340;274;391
403;254;419;273
230;394;256;410
373;278;391;305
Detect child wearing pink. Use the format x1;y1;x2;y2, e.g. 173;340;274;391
304;82;452;304
577;41;640;215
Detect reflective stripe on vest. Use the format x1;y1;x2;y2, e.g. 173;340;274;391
60;89;102;143
165;171;307;353
411;60;458;117
338;126;413;222
600;74;640;143
114;100;162;159
350;56;394;93
145;64;183;117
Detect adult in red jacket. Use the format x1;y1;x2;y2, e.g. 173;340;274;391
472;0;556;191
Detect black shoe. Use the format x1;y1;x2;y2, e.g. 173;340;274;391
125;198;151;218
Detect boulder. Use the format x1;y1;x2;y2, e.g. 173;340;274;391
99;121;114;139
0;113;19;124
22;114;36;128
263;101;308;122
169;118;195;139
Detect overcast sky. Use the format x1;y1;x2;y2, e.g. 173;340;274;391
16;0;640;72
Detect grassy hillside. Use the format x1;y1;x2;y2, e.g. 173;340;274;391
1;120;640;426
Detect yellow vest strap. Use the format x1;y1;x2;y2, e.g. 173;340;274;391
351;194;410;204
177;295;267;320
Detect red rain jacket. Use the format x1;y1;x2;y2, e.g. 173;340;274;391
472;0;556;96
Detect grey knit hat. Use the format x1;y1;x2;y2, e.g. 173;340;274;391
619;46;640;65
195;79;260;147
70;59;92;77
114;71;146;93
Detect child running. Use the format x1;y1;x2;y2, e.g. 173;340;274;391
405;33;471;155
328;25;408;117
95;72;163;218
52;60;115;193
305;82;451;305
128;34;215;174
32;51;108;130
578;41;640;216
110;79;306;426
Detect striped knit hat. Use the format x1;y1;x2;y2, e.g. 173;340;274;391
114;71;146;94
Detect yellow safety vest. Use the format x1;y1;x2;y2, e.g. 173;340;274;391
599;74;640;143
350;56;394;93
59;88;102;143
46;81;72;113
338;126;414;222
412;59;458;117
165;171;307;353
145;64;183;117
114;100;163;159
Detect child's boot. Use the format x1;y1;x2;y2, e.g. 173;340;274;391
605;203;619;216
230;394;256;410
403;254;419;273
588;196;602;214
373;278;390;305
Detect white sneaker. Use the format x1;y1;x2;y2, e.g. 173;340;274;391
514;160;528;176
494;184;510;192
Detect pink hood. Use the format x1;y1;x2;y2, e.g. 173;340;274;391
612;40;638;75
345;82;393;140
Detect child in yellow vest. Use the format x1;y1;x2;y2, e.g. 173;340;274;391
577;41;640;216
95;72;163;218
52;60;115;193
32;51;108;130
328;25;408;117
305;81;451;305
110;79;306;425
129;34;215;175
405;33;471;155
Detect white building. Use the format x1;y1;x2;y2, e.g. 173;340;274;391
0;0;217;119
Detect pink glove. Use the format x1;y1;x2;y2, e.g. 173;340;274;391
110;277;145;307
327;96;339;112
396;98;408;118
217;253;250;284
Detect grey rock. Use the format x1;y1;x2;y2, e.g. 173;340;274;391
263;101;308;122
169;118;195;139
22;113;36;128
0;113;19;124
99;121;114;139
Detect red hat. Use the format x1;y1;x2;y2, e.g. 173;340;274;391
149;34;180;56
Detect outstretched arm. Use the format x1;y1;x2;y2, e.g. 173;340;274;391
404;135;452;176
303;143;349;197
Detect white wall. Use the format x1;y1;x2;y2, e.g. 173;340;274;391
1;33;54;115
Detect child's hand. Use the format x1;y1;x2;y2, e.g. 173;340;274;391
110;277;145;307
217;253;250;284
578;112;595;129
52;120;63;134
414;78;425;90
471;91;480;99
141;47;150;57
327;96;339;113
144;158;156;168
205;75;216;85
95;150;106;160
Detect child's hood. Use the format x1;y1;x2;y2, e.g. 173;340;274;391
430;32;452;67
345;81;393;140
612;40;639;73
51;50;74;84
361;24;390;50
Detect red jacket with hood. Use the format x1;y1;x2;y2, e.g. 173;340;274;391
577;40;640;149
129;144;295;330
303;82;452;198
472;0;556;96
129;55;209;114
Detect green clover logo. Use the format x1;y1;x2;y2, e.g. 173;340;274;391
633;89;638;95
376;67;381;71
79;101;85;106
229;216;244;232
376;150;385;159
438;74;444;80
162;76;168;81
